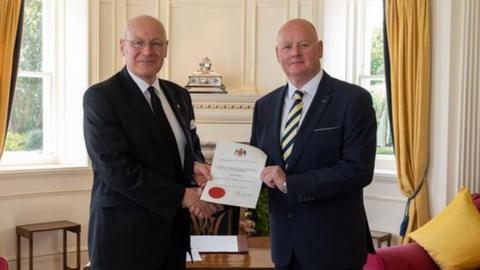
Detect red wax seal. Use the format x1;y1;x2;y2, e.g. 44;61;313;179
209;187;226;199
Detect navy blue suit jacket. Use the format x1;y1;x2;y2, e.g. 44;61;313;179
83;67;203;269
250;72;376;269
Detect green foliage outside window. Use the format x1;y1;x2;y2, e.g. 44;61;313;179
370;28;384;75
5;129;42;151
370;27;393;155
9;77;43;134
20;0;42;71
6;0;43;152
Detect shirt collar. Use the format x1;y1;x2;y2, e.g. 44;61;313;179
126;67;160;93
287;69;323;100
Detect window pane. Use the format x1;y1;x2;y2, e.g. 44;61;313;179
369;80;393;154
360;0;393;155
19;0;43;72
4;0;45;154
5;76;43;152
370;28;384;75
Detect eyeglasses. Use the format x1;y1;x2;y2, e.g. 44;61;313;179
123;39;168;50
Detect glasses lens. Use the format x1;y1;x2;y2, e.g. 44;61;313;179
131;40;145;49
127;40;166;50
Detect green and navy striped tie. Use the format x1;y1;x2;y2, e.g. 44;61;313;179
281;90;304;164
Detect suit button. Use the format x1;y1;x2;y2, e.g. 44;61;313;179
287;213;293;219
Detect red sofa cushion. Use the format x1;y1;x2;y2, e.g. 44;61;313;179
368;243;439;270
364;253;385;270
0;256;8;270
472;193;480;211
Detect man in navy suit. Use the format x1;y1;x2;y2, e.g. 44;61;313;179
250;19;377;270
83;15;219;270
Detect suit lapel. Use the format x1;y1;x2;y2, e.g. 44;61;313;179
118;68;160;136
271;86;288;167
117;68;181;167
159;80;194;154
286;73;333;172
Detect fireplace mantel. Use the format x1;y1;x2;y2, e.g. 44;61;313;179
191;94;260;145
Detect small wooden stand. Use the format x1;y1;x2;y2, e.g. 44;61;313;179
371;230;392;248
16;220;81;270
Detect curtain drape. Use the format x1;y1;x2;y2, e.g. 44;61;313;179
385;0;431;243
0;0;24;158
383;0;394;149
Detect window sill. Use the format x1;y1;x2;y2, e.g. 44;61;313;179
0;164;91;178
373;169;397;183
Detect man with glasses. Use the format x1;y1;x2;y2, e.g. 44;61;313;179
83;15;220;270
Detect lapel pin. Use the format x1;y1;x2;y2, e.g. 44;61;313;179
176;104;181;110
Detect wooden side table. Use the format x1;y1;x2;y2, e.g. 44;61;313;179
370;230;392;248
16;220;81;270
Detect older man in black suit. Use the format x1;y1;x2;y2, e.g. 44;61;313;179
250;19;377;270
83;15;219;270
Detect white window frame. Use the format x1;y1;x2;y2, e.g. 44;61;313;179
0;0;89;170
323;0;396;175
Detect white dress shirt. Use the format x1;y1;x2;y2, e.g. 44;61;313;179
127;68;187;167
280;69;324;135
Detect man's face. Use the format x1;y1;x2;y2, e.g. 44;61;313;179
120;18;168;84
276;21;323;88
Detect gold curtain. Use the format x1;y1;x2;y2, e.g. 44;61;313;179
0;0;23;157
385;0;431;243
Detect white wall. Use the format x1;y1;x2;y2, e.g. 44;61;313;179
0;168;92;269
1;0;479;268
428;0;480;215
90;0;322;94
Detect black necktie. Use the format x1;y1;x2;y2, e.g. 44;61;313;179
147;86;180;164
148;86;166;120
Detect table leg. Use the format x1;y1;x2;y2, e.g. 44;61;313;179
76;231;80;270
17;235;21;270
63;229;67;270
29;237;33;270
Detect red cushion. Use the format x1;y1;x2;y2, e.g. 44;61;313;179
472;193;480;212
364;253;385;270
375;243;439;270
0;257;8;270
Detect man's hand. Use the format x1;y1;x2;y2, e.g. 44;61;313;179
189;200;222;219
182;187;202;209
261;165;287;192
182;187;221;218
193;162;213;188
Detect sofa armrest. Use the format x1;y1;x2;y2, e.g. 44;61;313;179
364;253;385;270
364;243;439;270
0;256;8;270
472;193;480;211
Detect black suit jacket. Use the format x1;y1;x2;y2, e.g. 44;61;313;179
83;67;203;269
250;72;376;269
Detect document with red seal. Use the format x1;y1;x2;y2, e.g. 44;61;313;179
201;141;267;208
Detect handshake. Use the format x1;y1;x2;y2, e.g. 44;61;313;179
181;162;224;219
